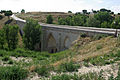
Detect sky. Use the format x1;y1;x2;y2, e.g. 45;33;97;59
0;0;120;13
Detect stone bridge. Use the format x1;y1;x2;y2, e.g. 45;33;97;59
12;15;119;53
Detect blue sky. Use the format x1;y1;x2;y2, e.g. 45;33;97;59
0;0;120;13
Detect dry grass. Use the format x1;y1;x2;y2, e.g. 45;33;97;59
17;12;74;23
53;37;118;66
73;37;117;62
0;16;8;29
0;16;16;29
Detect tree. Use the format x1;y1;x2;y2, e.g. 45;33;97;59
72;14;87;26
82;10;87;14
86;17;100;27
4;10;12;19
110;12;114;15
68;11;72;13
58;17;67;25
111;17;120;29
101;21;111;28
100;8;108;12
93;10;97;14
94;12;113;23
23;19;42;50
21;9;25;13
0;29;5;49
1;10;6;14
118;13;120;15
46;15;53;24
3;25;19;50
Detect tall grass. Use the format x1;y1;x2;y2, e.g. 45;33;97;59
0;66;28;80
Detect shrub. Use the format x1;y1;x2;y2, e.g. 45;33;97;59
80;33;87;38
83;62;89;67
58;61;78;72
8;60;14;64
3;25;19;50
35;66;50;77
96;44;103;50
2;56;10;61
46;15;53;24
92;34;108;40
0;66;28;80
23;19;42;50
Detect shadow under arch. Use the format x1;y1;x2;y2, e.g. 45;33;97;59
47;33;57;53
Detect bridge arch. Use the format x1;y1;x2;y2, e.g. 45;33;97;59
47;33;57;53
64;36;71;49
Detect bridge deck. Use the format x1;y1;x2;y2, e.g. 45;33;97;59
12;14;120;35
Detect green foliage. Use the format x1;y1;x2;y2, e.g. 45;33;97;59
0;29;5;49
21;9;25;13
51;73;104;80
23;19;42;50
47;15;53;24
4;10;12;18
2;25;18;50
35;66;50;77
1;10;6;14
51;74;72;80
92;34;108;40
58;61;78;72
101;21;111;28
96;44;103;50
111;17;120;29
2;56;10;61
3;25;19;50
68;11;72;13
100;8;111;13
0;66;28;80
83;62;89;67
86;17;100;27
82;10;87;14
80;33;87;38
94;12;113;24
58;14;87;26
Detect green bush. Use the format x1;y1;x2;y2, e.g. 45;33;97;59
47;15;53;24
0;66;28;80
8;60;14;64
2;56;10;61
92;34;108;40
96;44;103;50
35;66;50;77
80;33;87;38
58;61;78;72
51;74;72;80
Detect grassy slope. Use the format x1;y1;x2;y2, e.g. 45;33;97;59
0;16;16;28
53;36;118;66
0;16;8;29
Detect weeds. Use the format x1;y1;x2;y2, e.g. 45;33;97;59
0;66;28;80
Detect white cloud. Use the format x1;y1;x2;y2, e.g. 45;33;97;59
110;6;120;13
0;0;119;13
93;0;104;3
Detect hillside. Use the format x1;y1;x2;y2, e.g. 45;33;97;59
16;12;73;23
0;35;120;80
0;15;16;29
